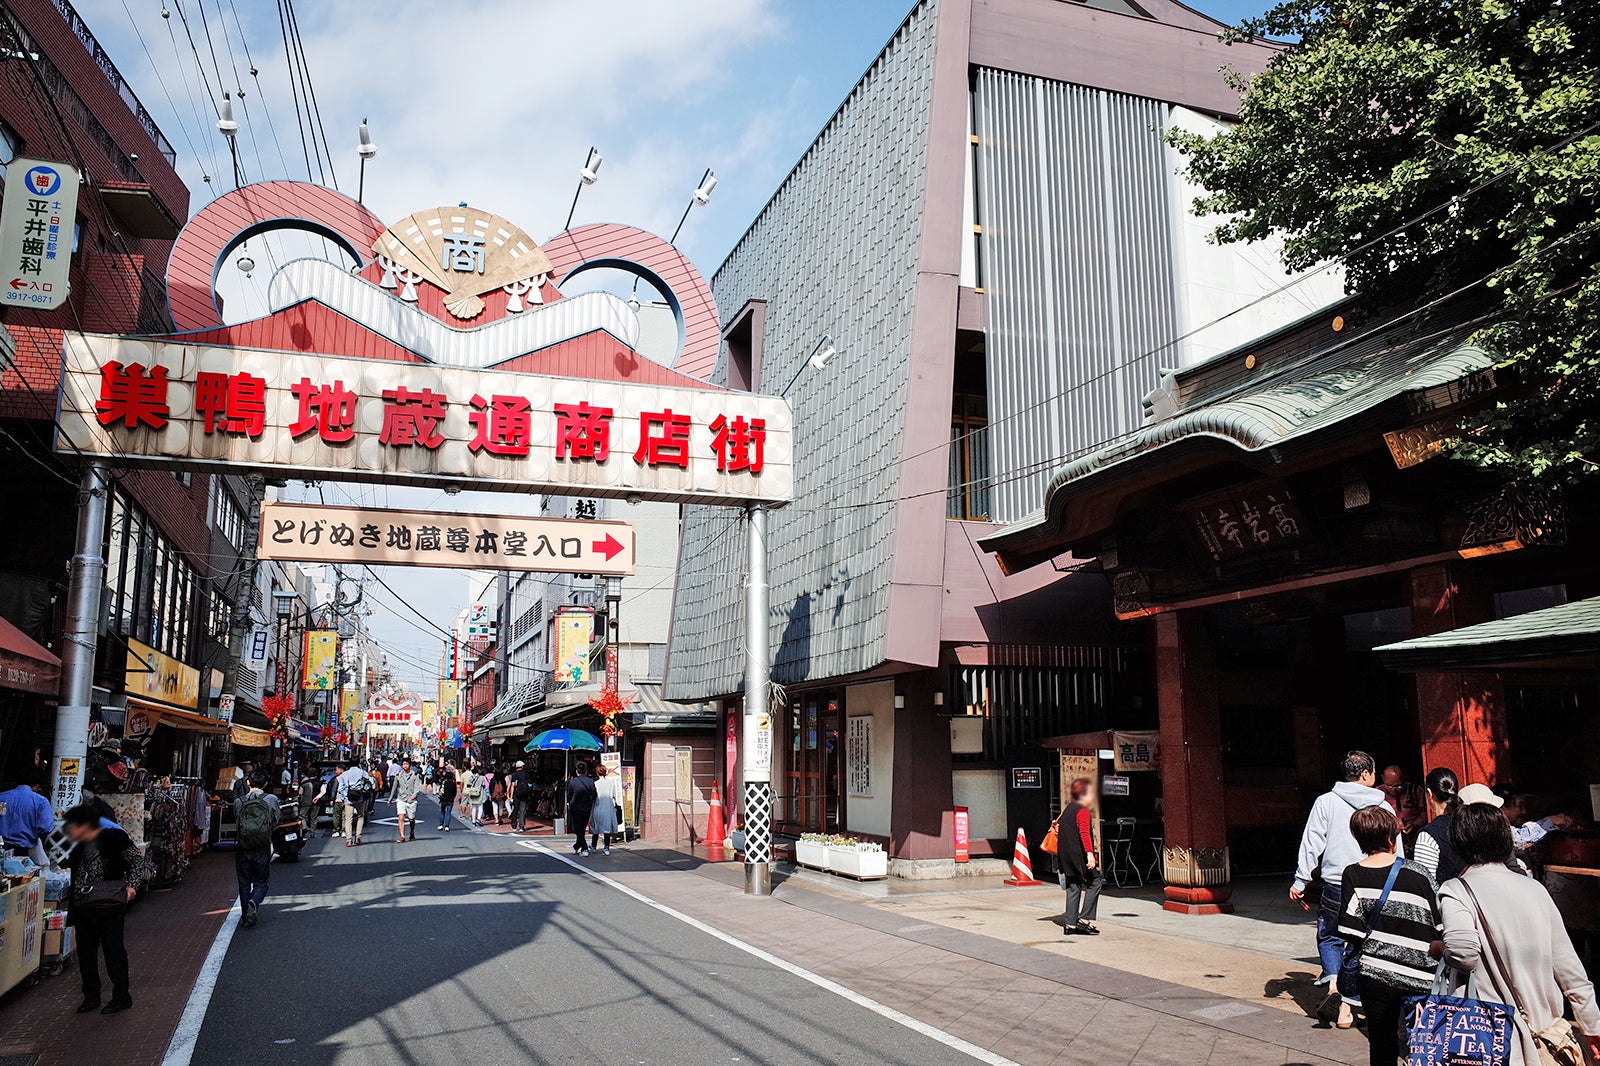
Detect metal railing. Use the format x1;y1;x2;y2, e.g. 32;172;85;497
47;0;177;164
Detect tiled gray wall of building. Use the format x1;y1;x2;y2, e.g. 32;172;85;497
666;0;939;699
973;69;1181;523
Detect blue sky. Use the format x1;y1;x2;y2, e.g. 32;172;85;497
70;0;1271;687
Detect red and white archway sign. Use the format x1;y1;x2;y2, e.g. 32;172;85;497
164;183;720;381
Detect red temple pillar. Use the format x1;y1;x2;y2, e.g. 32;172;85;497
1155;611;1232;914
1409;564;1507;786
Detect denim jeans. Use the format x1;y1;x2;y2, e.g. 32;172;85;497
438;797;454;829
1317;882;1345;980
236;847;271;906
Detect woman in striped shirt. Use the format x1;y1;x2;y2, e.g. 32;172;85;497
1338;804;1443;1066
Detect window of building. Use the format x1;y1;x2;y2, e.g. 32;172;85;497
209;478;246;550
104;490;201;661
947;341;992;520
0;122;17;182
723;299;766;393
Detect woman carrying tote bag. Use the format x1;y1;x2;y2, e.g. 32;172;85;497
1438;802;1600;1065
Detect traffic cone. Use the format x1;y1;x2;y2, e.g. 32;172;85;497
703;784;727;851
1004;827;1045;886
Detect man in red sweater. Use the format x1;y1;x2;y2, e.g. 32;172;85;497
1058;777;1103;936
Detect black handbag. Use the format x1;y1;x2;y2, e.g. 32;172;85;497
74;881;127;909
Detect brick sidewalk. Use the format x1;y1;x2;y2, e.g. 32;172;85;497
0;851;237;1066
589;847;1369;1066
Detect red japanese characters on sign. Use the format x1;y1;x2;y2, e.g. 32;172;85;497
95;361;169;429
61;336;795;506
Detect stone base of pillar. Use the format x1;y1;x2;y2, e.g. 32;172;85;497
1162;885;1234;915
1160;845;1233;915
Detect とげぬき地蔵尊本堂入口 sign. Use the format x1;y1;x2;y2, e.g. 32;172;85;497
256;500;637;576
55;333;793;507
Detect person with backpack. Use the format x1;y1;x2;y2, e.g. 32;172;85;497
337;760;375;847
1289;750;1395;1025
462;764;487;827
233;771;280;928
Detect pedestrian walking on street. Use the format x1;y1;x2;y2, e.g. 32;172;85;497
436;760;458;831
1058;777;1103;937
1289;750;1392;1023
392;758;423;842
234;771;280;928
463;764;487;826
337;760;375;846
590;763;621;854
566;763;597;856
508;760;532;832
1412;767;1463;882
61;803;148;1015
491;771;508;825
1439;802;1600;1065
1337;804;1441;1061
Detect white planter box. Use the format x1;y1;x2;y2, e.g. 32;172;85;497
794;839;831;870
827;845;888;880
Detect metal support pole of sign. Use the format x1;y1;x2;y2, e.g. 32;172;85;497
742;503;773;896
51;460;111;817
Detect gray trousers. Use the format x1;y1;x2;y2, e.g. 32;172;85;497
1064;868;1104;927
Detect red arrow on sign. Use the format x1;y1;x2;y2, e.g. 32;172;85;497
8;278;26;290
592;533;625;561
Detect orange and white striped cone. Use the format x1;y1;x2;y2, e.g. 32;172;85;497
1004;827;1045;887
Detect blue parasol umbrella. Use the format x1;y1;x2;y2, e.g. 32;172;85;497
525;728;601;753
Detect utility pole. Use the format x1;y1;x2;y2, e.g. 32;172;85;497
51;460;111;816
742;503;774;895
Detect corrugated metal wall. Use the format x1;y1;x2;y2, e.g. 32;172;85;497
973;70;1181;523
666;1;940;700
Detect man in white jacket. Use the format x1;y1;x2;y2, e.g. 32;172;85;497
1289;751;1396;1019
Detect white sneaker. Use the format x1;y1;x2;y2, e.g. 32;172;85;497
603;847;611;855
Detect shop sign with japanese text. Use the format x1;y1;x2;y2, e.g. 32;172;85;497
257;500;637;576
57;334;793;505
125;637;200;709
0;158;80;310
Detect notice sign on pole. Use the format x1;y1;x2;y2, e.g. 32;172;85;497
257;501;636;576
0;159;79;311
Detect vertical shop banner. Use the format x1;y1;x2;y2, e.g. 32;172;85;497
620;765;637;826
340;687;360;718
846;715;873;798
437;679;459;721
301;630;338;690
674;746;694;804
553;610;593;683
0;158;80;311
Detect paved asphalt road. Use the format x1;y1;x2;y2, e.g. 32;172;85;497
191;795;986;1066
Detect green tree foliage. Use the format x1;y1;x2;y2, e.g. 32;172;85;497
1171;0;1599;481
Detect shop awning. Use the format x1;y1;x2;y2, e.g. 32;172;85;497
1376;597;1600;672
480;710;551;741
230;723;274;747
627;684;715;731
288;719;321;745
127;697;231;734
0;615;60;696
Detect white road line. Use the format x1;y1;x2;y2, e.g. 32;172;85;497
519;841;1022;1066
160;900;240;1066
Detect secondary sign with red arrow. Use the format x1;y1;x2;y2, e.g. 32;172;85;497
256;501;635;576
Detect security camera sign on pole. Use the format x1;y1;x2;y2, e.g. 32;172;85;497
0;158;80;310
